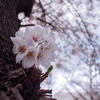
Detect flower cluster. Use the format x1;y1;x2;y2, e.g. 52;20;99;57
10;25;57;69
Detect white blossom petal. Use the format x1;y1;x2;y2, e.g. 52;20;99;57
10;37;24;46
44;27;50;34
30;25;44;42
21;46;39;68
25;36;35;48
16;51;27;63
22;57;35;69
13;45;19;54
32;25;43;34
49;53;56;61
39;58;50;68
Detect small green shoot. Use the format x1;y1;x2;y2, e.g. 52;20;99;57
47;65;53;74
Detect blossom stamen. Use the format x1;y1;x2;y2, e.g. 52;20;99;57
37;53;43;58
45;48;50;50
19;45;26;52
27;52;33;57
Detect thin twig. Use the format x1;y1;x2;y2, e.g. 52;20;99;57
37;17;55;29
40;72;48;83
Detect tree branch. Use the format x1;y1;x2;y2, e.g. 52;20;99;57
20;24;35;27
37;18;55;29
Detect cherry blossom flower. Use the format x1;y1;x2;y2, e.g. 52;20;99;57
40;41;57;52
10;36;35;63
22;46;38;69
35;48;51;68
10;25;58;69
15;30;25;39
10;36;35;54
40;41;57;62
25;25;44;43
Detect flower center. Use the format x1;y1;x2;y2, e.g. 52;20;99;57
45;47;50;50
37;53;43;58
33;37;38;42
27;52;33;57
19;45;26;52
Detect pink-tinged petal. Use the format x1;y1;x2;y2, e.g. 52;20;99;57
15;31;25;37
52;43;58;51
34;60;39;68
49;53;56;61
48;42;58;51
13;45;19;54
21;46;39;68
22;57;35;69
15;32;19;37
41;50;51;59
25;27;32;36
16;51;27;63
26;46;39;56
36;49;51;67
32;25;43;34
25;37;35;48
44;27;50;34
22;57;27;68
39;58;50;68
25;27;31;33
41;41;51;50
43;42;58;52
43;34;52;44
32;26;44;42
10;37;23;46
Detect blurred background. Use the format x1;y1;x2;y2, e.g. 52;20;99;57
19;0;100;100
